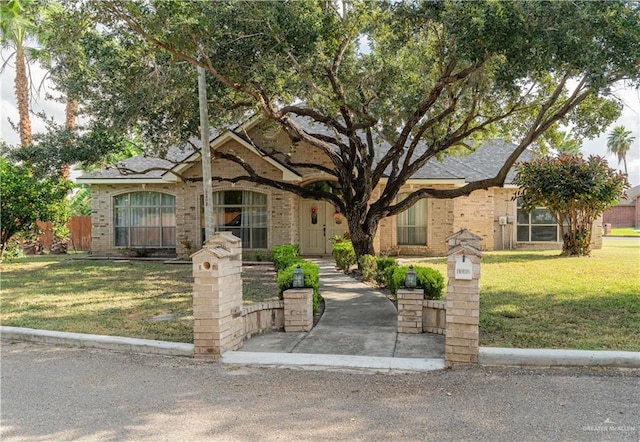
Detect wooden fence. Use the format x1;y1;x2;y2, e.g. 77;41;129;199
37;216;92;251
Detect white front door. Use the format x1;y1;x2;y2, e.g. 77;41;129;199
300;200;348;254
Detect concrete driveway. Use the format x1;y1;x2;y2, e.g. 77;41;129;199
2;342;638;441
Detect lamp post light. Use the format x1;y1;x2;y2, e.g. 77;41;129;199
405;265;417;289
292;264;305;288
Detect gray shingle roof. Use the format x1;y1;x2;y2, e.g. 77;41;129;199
78;144;196;180
79;116;530;184
617;184;640;206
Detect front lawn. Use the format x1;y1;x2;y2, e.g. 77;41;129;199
2;239;638;350
408;238;640;351
0;256;278;343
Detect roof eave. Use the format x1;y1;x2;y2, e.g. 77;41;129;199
379;178;467;185
170;129;303;183
76;177;174;185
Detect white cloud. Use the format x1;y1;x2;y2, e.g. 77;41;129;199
580;86;640;187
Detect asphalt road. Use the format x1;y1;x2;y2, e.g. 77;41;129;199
1;342;639;442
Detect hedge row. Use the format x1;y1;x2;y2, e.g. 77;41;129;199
357;253;445;300
272;244;321;313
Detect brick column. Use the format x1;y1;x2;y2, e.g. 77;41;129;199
397;290;423;333
192;232;243;358
283;288;313;332
445;228;482;367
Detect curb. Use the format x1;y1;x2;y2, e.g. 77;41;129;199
222;351;445;372
3;327;639;370
0;326;193;357
479;347;640;368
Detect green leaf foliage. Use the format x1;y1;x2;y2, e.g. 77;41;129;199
0;156;72;256
69;186;91;216
386;265;445;300
515;154;629;256
375;257;397;285
271;243;301;271
38;1;640;260
358;254;377;282
276;261;321;314
332;241;356;272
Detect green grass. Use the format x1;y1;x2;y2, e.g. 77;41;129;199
2;239;639;350
0;255;279;343
408;238;640;351
607;227;640;237
1;256;195;342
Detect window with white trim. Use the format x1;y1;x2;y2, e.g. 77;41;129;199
201;190;267;248
516;200;563;242
114;192;176;247
397;193;428;245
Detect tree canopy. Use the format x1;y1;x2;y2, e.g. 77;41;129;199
515;154;628;256
39;0;640;257
0;155;72;257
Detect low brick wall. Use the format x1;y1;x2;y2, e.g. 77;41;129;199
423;300;446;335
241;301;284;341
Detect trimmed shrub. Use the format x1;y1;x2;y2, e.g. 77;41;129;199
1;242;25;262
387;265;445;300
277;261;322;313
415;266;445;300
272;244;301;271
358;254;377;281
375;257;397;285
332;241;356;272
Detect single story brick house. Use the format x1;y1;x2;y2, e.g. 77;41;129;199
603;184;640;229
78;116;602;257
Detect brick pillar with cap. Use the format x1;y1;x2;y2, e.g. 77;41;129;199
445;228;482;367
191;232;243;358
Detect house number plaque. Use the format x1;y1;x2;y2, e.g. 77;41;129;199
454;256;473;280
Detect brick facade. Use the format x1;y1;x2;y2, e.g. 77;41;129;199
604;205;637;228
86;125;602;257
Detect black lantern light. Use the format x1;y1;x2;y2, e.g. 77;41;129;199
405;265;417;289
292;264;305;288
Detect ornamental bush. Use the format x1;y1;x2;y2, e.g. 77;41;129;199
387;265;445;300
277;261;321;313
515;154;628;256
358;254;377;281
332;241;356;272
375;257;397;285
272;243;302;271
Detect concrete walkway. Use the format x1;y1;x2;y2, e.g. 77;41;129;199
238;259;445;360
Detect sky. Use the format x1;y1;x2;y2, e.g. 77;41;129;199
1;59;639;188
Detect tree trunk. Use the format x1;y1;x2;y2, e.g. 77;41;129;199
561;226;591;257
0;237;8;260
347;215;377;261
15;44;31;147
61;98;79;179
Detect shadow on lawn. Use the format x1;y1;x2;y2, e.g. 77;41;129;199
481;253;561;264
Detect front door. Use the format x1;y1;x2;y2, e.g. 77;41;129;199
300;200;348;255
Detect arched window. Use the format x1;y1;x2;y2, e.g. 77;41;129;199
201;190;267;248
114;192;176;247
397;193;428;245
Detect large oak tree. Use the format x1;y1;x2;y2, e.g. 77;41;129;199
47;1;640;258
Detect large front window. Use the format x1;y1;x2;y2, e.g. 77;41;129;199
397;193;427;245
114;192;176;247
517;201;562;242
201;190;267;248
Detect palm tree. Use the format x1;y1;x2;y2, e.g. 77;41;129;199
1;0;36;147
607;125;635;176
